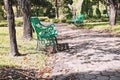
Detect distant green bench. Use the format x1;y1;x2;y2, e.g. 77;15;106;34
70;14;85;26
30;17;58;52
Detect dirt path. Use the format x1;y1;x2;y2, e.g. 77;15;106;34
47;23;120;80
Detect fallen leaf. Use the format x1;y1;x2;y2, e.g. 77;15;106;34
37;66;52;75
42;72;50;78
23;56;29;61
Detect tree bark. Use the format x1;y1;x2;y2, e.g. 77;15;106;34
109;0;117;26
4;0;20;56
15;3;19;17
17;0;32;40
55;0;59;19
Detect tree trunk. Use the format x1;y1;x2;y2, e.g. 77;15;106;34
15;4;19;17
96;0;99;8
17;0;32;40
55;0;59;19
4;0;20;56
109;0;116;26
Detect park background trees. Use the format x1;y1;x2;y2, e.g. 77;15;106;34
47;0;119;26
17;0;32;40
108;0;117;26
2;0;120;26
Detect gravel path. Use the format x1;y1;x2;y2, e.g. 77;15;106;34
47;23;120;80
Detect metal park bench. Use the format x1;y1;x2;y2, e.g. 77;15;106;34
70;14;85;26
30;17;58;53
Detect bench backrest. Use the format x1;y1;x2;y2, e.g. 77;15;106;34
76;14;85;23
30;17;43;34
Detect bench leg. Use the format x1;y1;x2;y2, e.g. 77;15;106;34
53;36;58;53
36;40;40;50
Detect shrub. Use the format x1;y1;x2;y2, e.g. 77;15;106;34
66;19;71;23
44;18;50;22
95;8;101;18
61;19;66;23
39;17;48;21
0;5;4;20
52;19;60;23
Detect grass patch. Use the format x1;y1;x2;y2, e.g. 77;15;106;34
0;27;46;69
0;17;23;27
0;20;7;27
83;22;109;29
110;25;120;33
81;21;120;34
15;17;23;26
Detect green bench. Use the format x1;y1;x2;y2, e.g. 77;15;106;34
30;17;58;53
70;14;85;26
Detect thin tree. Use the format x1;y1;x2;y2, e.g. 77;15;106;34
55;0;59;19
15;1;20;17
4;0;20;56
17;0;32;40
108;0;117;26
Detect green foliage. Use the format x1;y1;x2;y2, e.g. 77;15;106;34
80;0;106;18
81;0;93;17
31;0;55;18
39;17;49;21
60;0;73;19
0;5;4;20
44;18;50;22
44;7;55;18
61;19;66;23
0;0;3;5
52;19;60;23
62;6;73;19
31;7;44;16
95;8;101;18
31;0;51;7
63;0;73;5
66;19;71;23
